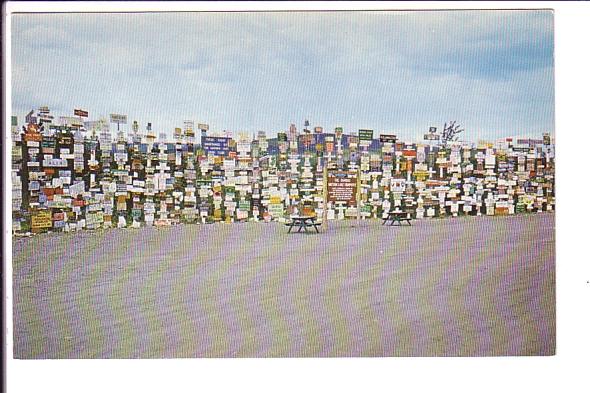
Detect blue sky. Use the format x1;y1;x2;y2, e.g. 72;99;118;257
11;10;554;142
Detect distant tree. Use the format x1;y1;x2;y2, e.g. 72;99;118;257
441;121;464;145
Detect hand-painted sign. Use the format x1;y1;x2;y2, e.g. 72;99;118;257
327;171;358;205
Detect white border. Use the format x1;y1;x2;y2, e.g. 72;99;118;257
3;2;589;393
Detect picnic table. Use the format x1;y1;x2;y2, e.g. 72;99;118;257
382;210;412;226
286;215;321;233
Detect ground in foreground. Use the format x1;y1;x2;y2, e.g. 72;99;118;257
12;213;555;358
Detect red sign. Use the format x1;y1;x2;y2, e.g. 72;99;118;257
74;109;89;117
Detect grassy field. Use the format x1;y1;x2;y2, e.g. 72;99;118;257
12;213;555;358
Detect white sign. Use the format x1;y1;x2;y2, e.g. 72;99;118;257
59;116;83;127
110;114;128;124
43;158;68;167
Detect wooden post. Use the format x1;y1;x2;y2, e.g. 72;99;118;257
322;163;328;231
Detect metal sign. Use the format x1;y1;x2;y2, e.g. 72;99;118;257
74;109;88;117
110;114;127;124
43;158;68;167
202;136;230;155
31;210;52;230
517;138;544;146
379;134;397;143
358;129;374;141
58;116;83;127
39;114;54;123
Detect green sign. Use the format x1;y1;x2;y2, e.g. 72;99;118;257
277;132;287;142
12;116;18;126
358;129;374;141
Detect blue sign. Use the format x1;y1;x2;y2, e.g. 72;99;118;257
202;136;230;156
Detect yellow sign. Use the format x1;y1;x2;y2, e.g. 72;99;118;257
269;196;281;204
414;170;429;181
31;210;52;230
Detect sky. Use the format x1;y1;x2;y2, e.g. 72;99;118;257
10;10;554;142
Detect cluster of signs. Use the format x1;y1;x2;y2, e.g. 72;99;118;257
10;109;555;234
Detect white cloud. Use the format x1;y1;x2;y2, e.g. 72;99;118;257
10;10;554;140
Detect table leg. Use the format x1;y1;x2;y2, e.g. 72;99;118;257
298;224;304;233
288;223;293;233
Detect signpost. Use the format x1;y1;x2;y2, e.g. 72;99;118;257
424;127;440;141
109;113;127;133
